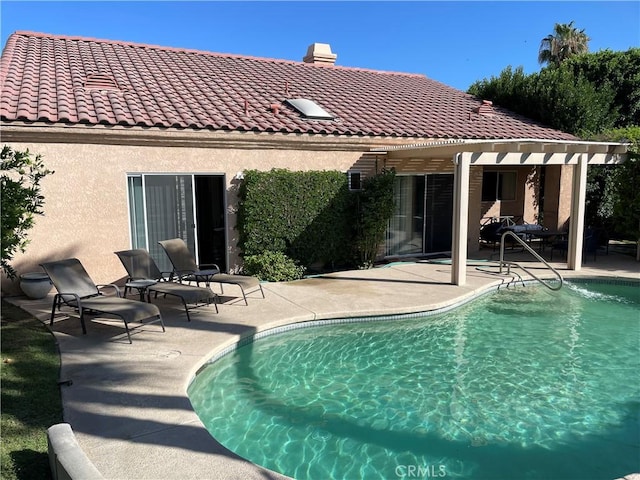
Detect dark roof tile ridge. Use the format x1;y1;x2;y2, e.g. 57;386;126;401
8;30;428;79
304;63;428;79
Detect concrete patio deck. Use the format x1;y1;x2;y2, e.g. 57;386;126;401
7;251;639;480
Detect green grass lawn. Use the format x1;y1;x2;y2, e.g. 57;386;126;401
1;300;63;480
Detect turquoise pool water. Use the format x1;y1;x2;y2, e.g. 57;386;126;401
188;282;640;479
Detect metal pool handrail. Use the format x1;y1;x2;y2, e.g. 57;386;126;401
499;230;564;291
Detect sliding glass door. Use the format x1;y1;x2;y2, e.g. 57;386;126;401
424;174;454;253
127;174;226;272
385;174;453;257
387;176;425;256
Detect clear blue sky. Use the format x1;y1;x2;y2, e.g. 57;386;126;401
1;1;638;91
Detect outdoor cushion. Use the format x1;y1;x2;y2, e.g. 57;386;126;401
508;224;544;234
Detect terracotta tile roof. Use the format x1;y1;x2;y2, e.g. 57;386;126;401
0;31;576;140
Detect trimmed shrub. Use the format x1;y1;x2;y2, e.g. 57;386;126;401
353;168;396;268
238;169;355;268
242;251;306;282
237;168;396;277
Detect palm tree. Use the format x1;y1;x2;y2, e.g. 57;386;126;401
538;21;590;66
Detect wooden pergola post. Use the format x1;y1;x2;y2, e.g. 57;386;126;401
567;154;589;270
451;153;470;286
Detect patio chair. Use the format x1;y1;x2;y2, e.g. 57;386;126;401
40;258;164;344
549;228;600;262
549;237;568;261
158;238;265;305
114;249;219;321
583;228;601;262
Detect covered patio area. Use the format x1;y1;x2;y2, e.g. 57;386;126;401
373;138;628;285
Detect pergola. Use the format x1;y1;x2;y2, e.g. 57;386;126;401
372;139;628;286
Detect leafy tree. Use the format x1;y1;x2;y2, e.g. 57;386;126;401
589;127;640;259
1;146;53;279
529;67;617;136
469;49;637;135
468;65;617;136
466;66;531;115
561;48;640;127
585;166;615;228
468;45;639;258
538;21;590;66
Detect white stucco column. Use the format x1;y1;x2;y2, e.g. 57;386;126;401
451;153;470;285
567;154;588;270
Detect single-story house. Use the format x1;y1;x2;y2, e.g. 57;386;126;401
0;31;627;290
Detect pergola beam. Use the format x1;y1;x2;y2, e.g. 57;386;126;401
375;138;628;163
465;151;623;165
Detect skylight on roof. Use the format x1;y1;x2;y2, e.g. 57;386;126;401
285;98;334;120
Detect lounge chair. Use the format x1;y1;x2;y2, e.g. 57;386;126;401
40;258;164;343
114;249;219;321
158;238;265;305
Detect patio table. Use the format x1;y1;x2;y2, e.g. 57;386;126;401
125;279;158;301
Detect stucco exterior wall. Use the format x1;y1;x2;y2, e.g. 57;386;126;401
3;138;374;289
468;167;483;254
543;165;574;231
557;165;574;230
522;166;542;224
478;163;573;234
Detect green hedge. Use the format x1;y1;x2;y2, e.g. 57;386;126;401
238;169;355;269
237;168;396;277
354;169;397;268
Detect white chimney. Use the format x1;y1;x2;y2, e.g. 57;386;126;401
303;43;337;65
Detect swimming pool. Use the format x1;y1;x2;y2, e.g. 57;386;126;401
188;281;640;479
